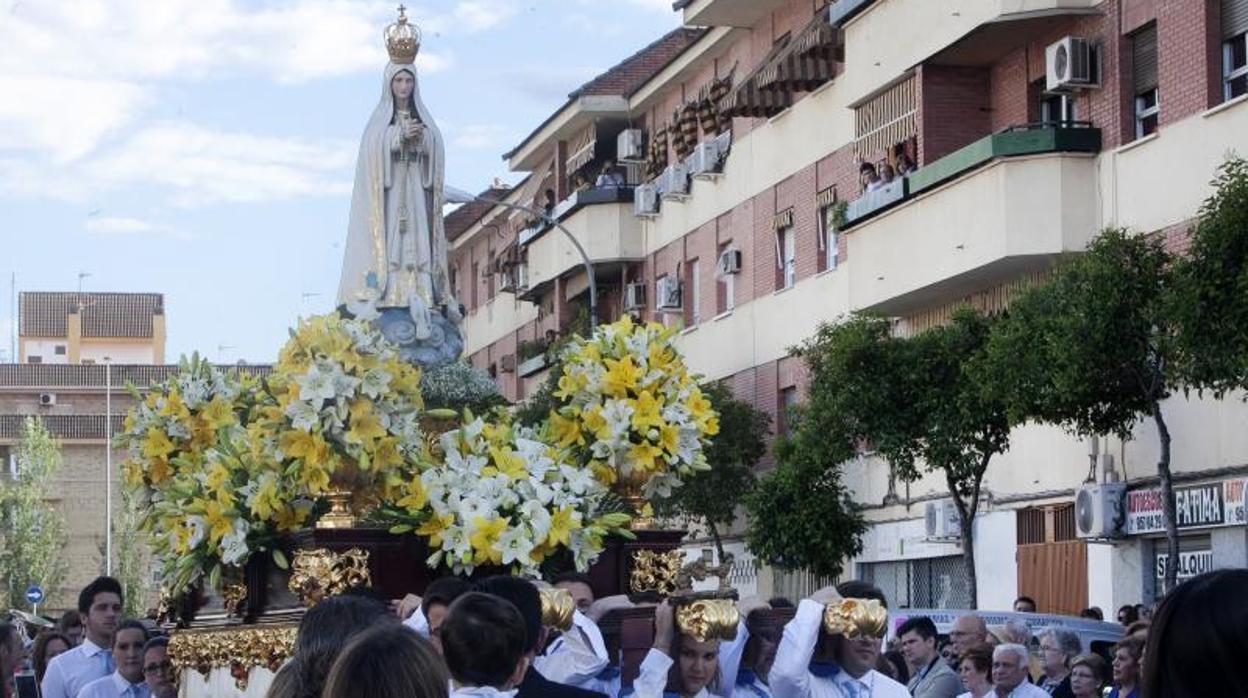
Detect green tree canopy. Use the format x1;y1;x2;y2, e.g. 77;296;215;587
0;417;69;610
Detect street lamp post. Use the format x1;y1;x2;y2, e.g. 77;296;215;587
445;186;598;329
104;357;113;575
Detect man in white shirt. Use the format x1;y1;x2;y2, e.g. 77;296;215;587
991;645;1049;698
42;577;124;698
442;592;529;698
75;620;149;698
769;582;910;698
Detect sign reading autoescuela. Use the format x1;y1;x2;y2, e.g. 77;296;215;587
1125;477;1247;535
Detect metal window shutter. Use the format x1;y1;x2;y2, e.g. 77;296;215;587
1225;0;1248;39
1133;26;1158;92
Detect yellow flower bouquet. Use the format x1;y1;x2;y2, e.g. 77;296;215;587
548;316;719;501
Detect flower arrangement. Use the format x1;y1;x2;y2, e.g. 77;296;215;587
546;316;719;499
258;314;427;507
118;357;310;594
388;414;631;576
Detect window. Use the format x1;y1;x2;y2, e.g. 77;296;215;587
716;242;735;313
818;191;840;273
1226;32;1248;101
778;226;796;289
54;345;66;355
1040;93;1077;124
860;556;972;609
1132;26;1160;139
686;259;701;326
27;356;42;364
779;386;798;437
470;262;480;309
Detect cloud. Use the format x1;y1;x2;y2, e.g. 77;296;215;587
452;124;515;149
0;77;149;163
82;216;192;240
453;0;520;32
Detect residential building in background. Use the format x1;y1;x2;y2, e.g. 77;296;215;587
18;292;166;365
447;0;1248;611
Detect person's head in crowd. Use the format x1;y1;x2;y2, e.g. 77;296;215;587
322;624;448;698
142;637;175;698
1142;569;1248;698
552;571;595;613
859;161;879;190
742;606;782;684
32;631;72;683
879;163;896;183
1116;604;1139;626
1079;607;1103;621
939;638;959;670
767;597;795;609
1123;620;1150;637
958;643;994;698
441;592;529;691
423;576;472;654
0;623;23;694
897;616;940;674
896;153;916;174
880;649;909;684
78;576;123;649
1012;596;1037;614
1110;633;1144;694
270;593;396;698
473;576;545;662
991;644;1031;696
651;600;728;697
829;581;888;679
573;172;590;191
112;619;150;685
951;614;988;656
999;619;1031;647
1069;653;1108;698
57;609;84;646
1038;627;1081;683
1134;603;1152;621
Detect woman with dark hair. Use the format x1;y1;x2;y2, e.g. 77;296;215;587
955;643;994;698
1141;569;1248;698
322;624;448;698
1069;654;1107;698
266;594;397;698
0;623;23;698
32;632;72;684
631;600;736;698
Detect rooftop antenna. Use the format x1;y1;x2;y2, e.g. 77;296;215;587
76;270;92;308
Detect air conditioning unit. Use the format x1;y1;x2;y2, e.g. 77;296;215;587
38;393;56;407
634;183;660;217
688;139;725;179
1046;37;1097;92
656;276;682;310
1075;482;1126;539
659;163;690;201
716;248;742;275
617;129;645;163
499;354;517;373
925;499;961;540
624;281;647;311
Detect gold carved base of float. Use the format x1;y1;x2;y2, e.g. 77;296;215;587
317;488;358;529
288;547;372;606
168;625;297;690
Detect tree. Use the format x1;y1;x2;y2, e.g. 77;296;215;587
113;488;150;617
0;417;69;610
981;229;1184;591
653;382;771;561
787;312;1010;606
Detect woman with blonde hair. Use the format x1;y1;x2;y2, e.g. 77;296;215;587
322;624;448;698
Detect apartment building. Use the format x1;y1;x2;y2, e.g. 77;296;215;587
449;0;1248;612
18;292;167;365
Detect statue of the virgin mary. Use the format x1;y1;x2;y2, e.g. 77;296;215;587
338;8;462;363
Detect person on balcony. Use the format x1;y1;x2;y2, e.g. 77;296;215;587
860;162;882;193
878;163;897;187
596;161;626;189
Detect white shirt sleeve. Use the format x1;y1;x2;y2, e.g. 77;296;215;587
533;611;610;686
41;654;68;698
768;599;824;698
630;648;674;698
403;603;431;637
713;620;749;697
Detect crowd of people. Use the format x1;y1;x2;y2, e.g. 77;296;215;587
1;568;1243;698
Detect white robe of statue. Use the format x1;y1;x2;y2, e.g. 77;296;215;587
338;62;459;340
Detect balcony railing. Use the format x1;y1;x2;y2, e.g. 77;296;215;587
844;123;1102;228
829;0;876;27
518;185;636;246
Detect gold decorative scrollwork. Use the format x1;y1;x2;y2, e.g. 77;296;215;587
539;588;575;632
822;598;888;639
221;583;248;619
287;547;372;606
629;549;684;596
674;598;740;643
168;626;297;690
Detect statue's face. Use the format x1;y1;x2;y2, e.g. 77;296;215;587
391;71;414;102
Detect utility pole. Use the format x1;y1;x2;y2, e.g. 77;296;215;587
104;357;113;575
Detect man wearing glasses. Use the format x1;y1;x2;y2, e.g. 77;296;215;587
140;638;175;698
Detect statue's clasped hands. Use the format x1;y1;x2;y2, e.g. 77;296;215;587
405;120;425;147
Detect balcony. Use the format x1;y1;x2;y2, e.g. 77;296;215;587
519;186;645;302
844;127;1101;316
675;0;789;28
829;0;875;28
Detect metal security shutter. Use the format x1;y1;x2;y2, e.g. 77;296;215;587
1133;25;1159;92
1224;0;1248;39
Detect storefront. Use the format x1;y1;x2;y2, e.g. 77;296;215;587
1124;476;1248;602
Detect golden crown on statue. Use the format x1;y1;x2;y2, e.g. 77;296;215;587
385;5;421;64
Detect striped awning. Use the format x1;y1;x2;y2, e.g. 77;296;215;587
757;15;840;92
816;186;838;209
720;36;795;119
772;207;795;230
565;123;597;174
854;75;917;158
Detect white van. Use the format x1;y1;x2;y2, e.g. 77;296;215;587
888;609;1124;660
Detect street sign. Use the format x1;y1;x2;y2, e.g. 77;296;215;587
24;586;44;605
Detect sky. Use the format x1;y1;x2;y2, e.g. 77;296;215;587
0;0;679;363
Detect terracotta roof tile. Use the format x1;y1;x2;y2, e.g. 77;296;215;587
19;292;164;339
444;184;518;242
